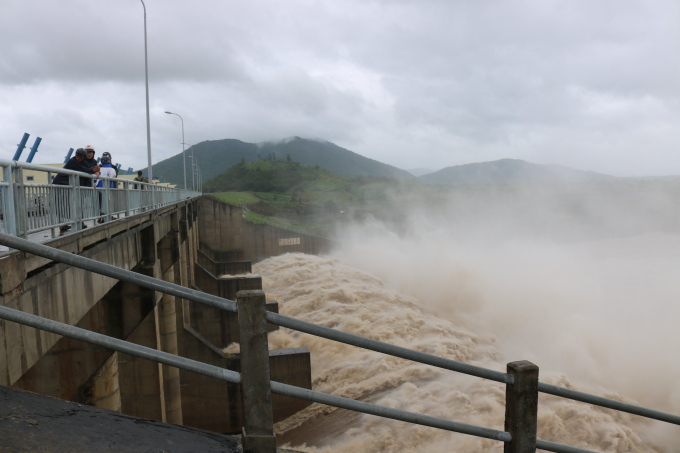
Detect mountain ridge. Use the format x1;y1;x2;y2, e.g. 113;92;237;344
417;158;618;185
143;137;412;185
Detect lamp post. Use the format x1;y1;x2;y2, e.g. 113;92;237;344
140;0;154;205
190;145;195;191
164;111;186;189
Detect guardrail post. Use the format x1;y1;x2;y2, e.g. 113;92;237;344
2;166;18;237
236;290;276;453
102;178;110;223
69;174;80;231
13;167;28;238
123;181;130;217
504;361;539;453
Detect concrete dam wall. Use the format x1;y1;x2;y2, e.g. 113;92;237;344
0;194;325;446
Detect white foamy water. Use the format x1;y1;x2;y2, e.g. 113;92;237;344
253;232;679;452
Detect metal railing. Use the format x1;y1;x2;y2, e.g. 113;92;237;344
0;234;678;453
0;159;200;241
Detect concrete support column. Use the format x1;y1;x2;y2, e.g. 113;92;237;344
84;352;121;412
504;361;539;453
118;309;164;421
237;290;276;453
158;257;183;425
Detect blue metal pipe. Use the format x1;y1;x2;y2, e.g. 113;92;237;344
13;133;29;161
25;137;42;163
126;167;134;175
63;148;74;163
116;163;121;171
96;157;101;164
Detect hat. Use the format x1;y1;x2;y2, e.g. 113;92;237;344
75;148;87;157
85;145;95;154
102;152;111;159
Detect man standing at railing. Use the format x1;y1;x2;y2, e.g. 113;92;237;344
133;170;148;189
95;155;118;224
53;148;100;231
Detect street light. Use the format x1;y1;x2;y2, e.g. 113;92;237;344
140;0;154;204
190;155;201;192
164;111;186;189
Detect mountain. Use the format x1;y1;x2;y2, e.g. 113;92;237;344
417;159;617;186
144;137;412;186
203;158;351;193
406;167;436;177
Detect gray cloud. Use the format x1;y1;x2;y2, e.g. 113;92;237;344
1;0;678;176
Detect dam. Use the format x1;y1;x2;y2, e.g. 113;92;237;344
0;159;678;453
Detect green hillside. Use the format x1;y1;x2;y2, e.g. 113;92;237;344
144;137;412;186
203;158;352;194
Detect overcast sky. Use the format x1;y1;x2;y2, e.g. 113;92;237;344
1;0;678;176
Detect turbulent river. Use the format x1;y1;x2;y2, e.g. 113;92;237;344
250;230;679;453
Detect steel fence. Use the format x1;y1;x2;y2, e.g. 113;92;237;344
0;234;677;453
0;158;200;240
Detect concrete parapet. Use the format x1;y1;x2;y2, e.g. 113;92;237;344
197;196;332;264
199;241;246;262
197;248;252;276
179;342;313;435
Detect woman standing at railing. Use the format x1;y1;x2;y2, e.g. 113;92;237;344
52;148;99;231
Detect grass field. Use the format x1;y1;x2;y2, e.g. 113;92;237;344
210;192;260;205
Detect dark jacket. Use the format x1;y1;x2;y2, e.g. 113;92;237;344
53;157;97;187
83;158;98;187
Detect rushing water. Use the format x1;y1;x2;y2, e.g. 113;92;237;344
250;229;679;452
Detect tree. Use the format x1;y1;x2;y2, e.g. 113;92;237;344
286;154;292;162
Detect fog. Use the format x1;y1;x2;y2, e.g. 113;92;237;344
249;183;680;452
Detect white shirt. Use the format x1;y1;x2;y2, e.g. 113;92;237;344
95;166;117;188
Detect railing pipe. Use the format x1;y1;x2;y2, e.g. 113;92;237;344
537;382;680;425
265;310;513;384
0;302;511;443
535;439;600;453
0;233;675;436
0;232;511;385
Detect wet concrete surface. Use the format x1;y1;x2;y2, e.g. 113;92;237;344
0;385;240;453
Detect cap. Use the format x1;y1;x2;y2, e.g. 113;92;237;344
75;148;87;157
85;145;95;154
102;152;111;158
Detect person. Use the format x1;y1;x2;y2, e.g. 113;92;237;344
53;148;100;231
102;152;119;177
83;146;104;217
133;170;148;189
95;156;118;223
84;146;99;184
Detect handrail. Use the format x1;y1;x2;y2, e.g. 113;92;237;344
0;158;156;188
0;158;200;240
0;303;511;443
0;233;676;453
0;232;512;385
537;382;680;425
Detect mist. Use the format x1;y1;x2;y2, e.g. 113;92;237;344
251;182;680;452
